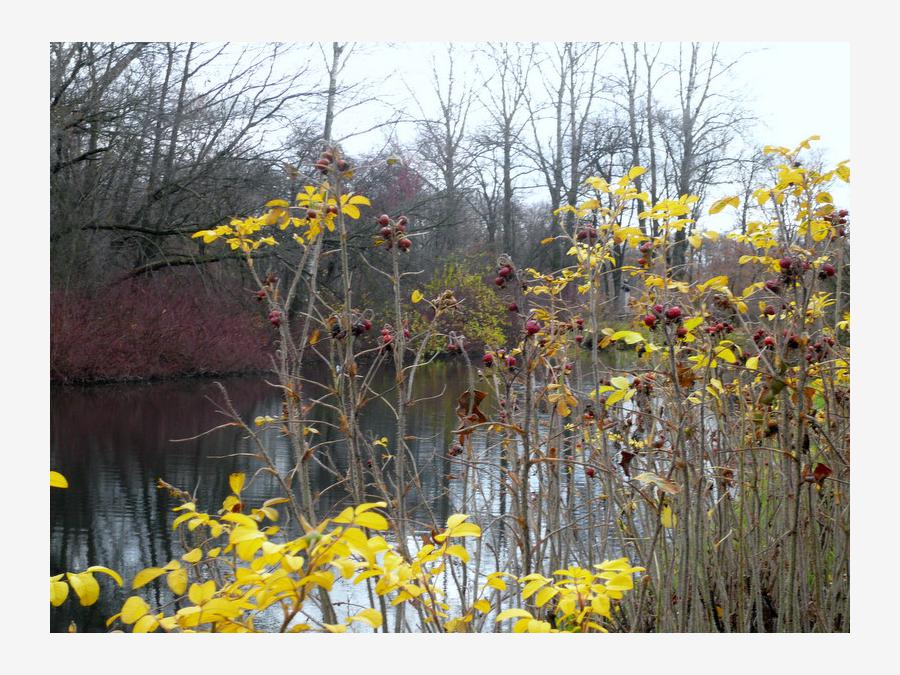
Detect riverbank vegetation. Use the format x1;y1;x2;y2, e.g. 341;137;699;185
50;42;849;633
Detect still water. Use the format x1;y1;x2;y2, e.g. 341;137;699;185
50;361;479;632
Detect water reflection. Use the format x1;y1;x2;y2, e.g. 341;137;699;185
50;362;476;632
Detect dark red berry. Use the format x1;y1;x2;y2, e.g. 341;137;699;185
653;304;664;315
507;302;518;312
676;326;687;338
585;467;596;478
525;319;541;335
643;314;657;328
665;306;682;320
378;214;390;226
482;353;494;367
398;238;412;251
764;305;775;316
380;226;392;238
506;355;517;368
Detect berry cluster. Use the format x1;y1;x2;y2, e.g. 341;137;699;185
806;336;836;364
752;329;775;349
576;226;598;243
636;240;654;267
827;208;849;238
314;149;350;175
268;310;282;327
705;320;734;336
493;262;515;288
643;304;682;329
376;214;412;252
351;318;373;337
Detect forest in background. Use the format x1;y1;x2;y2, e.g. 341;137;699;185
50;42;842;381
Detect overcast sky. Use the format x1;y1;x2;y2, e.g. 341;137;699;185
316;42;850;228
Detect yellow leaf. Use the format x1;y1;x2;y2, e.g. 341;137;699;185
836;164;850;183
347;194;371;206
349;608;383;629
610;376;630;390
121;596;150;625
50;579;69;606
50;470;68;488
445;544;470;563
182;548;203;564
133;614;159;633
534;586;558;608
266;199;289;208
496;608;533;622
67;572;100;606
354;511;389;531
540;237;555;245
627;166;647;181
661;505;677;529
167;568;188;596
411;289;424;304
341;204;361;219
229;472;245;494
746;356;759;371
716;347;737;364
610;330;644;344
688;233;702;250
132;567;166;589
188;580;216;605
85;566;123;586
322;623;348;633
473;598;491;614
709;196;739;215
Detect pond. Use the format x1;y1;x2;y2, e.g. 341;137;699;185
50;360;496;632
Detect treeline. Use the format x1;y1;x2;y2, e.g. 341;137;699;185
49;42;821;381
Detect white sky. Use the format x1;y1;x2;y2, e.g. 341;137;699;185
323;42;850;228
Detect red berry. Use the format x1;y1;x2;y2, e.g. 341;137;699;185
327;205;339;215
653;304;664;315
639;242;652;253
482;354;494;367
307;209;317;219
643;314;657;328
397;216;409;226
764;305;776;316
779;257;792;270
361;319;372;331
665;306;682;320
404;328;411;339
398;238;412;251
763;336;775;347
337;159;350;171
637;258;648;266
525;319;541;335
507;302;518;312
380;226;392;238
822;263;835;277
380;328;391;336
506;355;517;368
575;335;584;344
676;326;687;338
585;467;596;478
838;209;848;218
494;277;506;287
378;214;390;226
